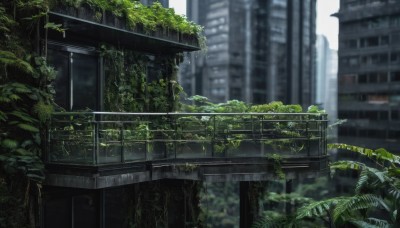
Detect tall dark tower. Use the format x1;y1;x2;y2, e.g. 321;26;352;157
336;0;400;153
180;0;316;107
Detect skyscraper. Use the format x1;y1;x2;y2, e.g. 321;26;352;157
180;0;316;107
336;0;400;153
316;35;338;130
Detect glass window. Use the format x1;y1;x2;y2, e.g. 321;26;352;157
72;53;98;110
48;46;99;111
358;74;367;83
391;71;400;81
47;49;69;110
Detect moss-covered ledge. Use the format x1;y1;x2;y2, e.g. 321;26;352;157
47;0;205;50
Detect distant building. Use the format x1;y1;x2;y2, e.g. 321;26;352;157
140;0;169;7
316;35;338;131
335;0;400;153
180;0;317;107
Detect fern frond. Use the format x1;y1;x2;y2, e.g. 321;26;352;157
296;197;345;220
330;160;365;172
252;216;286;228
333;194;389;222
355;168;369;194
328;143;400;165
388;186;400;202
349;218;391;228
0;50;34;74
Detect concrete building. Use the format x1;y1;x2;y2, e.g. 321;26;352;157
181;0;317;108
316;35;338;131
336;0;400;153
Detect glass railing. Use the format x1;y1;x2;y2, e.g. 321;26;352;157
47;112;328;165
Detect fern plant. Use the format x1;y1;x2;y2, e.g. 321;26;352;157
253;144;400;228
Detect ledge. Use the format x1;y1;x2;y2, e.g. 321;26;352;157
47;11;200;53
45;156;329;189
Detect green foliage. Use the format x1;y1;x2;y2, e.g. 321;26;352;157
0;2;54;226
102;46;182;113
0;50;34;74
255;143;400;227
51;0;205;40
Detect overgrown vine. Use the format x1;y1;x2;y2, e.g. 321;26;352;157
0;1;55;227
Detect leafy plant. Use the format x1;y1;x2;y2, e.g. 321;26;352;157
254;144;400;228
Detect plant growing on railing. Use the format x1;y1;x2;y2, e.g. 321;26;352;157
51;114;94;163
180;97;325;155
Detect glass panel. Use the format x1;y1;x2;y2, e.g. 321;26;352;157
72;53;98;111
48;49;69;110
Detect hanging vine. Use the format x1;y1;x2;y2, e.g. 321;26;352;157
0;1;56;227
102;46;184;113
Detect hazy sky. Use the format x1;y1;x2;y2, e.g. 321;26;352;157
169;0;340;50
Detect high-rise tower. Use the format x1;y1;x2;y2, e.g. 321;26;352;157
180;0;316;107
336;0;400;153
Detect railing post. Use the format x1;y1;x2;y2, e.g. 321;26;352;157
144;116;148;161
306;115;310;157
174;115;177;159
47;116;52;163
94;114;99;165
121;122;125;163
212;115;216;157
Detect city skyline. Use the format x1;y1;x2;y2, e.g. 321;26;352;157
170;0;340;49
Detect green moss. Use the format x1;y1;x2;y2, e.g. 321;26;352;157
50;0;204;37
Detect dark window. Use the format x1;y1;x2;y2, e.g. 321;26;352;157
391;52;399;63
360;36;379;47
358;74;367;83
379;111;389;120
369;73;378;83
359;129;368;137
391;71;400;81
231;88;242;100
48;45;99;111
72;53;98;110
340;74;356;85
392;110;399;120
379;54;388;63
389;130;400;139
366;111;378;120
381;35;389;45
47;49;69;110
378;73;388;83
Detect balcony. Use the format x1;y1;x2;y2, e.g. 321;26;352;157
45;112;328;188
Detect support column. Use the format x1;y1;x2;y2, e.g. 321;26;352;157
285;179;293;215
240;182;251;228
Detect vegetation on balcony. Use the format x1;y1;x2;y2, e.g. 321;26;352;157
48;110;327;165
49;0;206;48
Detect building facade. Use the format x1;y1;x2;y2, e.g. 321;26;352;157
316;35;338;131
336;0;400;153
181;0;316;107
